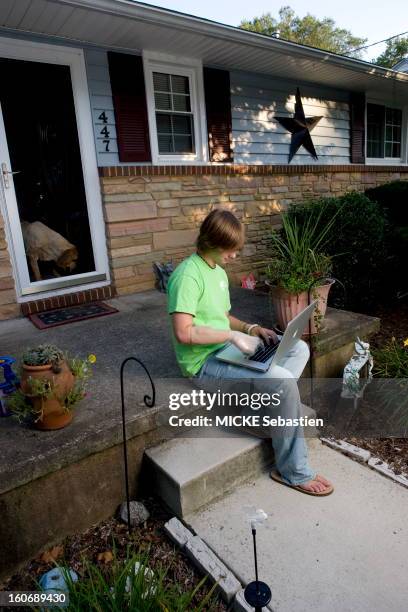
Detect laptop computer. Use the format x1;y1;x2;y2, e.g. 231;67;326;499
215;300;318;373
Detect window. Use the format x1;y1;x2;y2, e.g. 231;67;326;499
143;52;208;164
153;72;194;154
367;103;402;159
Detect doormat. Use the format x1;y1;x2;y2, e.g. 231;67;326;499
28;301;118;329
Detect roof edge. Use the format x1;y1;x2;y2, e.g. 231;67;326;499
48;0;408;84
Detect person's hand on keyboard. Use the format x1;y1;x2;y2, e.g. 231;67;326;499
249;326;279;346
229;331;262;355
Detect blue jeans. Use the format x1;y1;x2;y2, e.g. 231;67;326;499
195;340;316;486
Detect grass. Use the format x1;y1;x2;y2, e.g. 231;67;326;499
372;337;408;379
30;544;219;612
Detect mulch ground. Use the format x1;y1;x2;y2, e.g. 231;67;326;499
345;437;408;477
343;299;408;477
1;497;226;611
367;300;408;349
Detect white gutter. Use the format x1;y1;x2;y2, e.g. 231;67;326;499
50;0;408;85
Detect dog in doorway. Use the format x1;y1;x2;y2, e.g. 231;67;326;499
21;221;79;282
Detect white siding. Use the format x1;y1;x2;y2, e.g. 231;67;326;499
84;49;119;166
0;30;353;166
230;71;351;165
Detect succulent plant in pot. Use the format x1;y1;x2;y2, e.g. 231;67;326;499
266;203;340;333
7;345;96;430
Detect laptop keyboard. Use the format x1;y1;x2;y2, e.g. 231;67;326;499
248;340;280;363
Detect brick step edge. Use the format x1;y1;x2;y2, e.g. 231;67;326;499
21;285;117;316
164;517;258;610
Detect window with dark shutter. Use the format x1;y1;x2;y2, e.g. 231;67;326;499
367;103;402;159
107;52;151;163
203;68;233;163
349;92;365;164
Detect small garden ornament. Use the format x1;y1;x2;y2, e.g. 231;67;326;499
0;356;19;417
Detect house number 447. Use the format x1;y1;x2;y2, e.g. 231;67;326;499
98;111;110;152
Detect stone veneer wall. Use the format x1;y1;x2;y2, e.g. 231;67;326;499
0;213;19;320
99;165;408;297
0;165;407;320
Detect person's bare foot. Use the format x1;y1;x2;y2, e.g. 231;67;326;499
298;474;333;494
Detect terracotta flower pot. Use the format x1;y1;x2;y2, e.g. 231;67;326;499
269;279;335;334
21;360;75;430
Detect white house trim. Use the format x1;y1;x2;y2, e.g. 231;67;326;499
143;50;208;165
365;97;408;166
0;35;110;300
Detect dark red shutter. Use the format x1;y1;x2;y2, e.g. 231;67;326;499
107;52;151;162
350;92;365;164
203;68;233;162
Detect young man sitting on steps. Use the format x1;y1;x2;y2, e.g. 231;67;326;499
167;208;333;496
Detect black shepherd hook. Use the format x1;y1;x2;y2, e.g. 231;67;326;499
307;276;346;412
120;357;156;533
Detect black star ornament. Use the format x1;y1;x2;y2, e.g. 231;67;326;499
275;88;322;162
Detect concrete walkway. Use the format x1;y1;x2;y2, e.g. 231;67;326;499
186;439;408;612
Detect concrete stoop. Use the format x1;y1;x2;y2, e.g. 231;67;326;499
145;405;317;517
145;429;273;517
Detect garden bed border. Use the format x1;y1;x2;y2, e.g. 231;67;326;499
321;438;408;489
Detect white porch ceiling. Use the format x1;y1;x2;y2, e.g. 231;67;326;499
1;0;408;102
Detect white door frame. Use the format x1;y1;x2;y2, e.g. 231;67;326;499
0;36;110;301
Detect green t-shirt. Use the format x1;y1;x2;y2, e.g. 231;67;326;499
167;253;231;377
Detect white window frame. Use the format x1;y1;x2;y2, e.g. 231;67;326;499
365;98;408;165
143;51;208;165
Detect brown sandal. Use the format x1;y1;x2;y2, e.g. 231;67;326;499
270;470;334;496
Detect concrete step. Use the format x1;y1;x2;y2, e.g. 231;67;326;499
145;404;317;517
145;429;273;517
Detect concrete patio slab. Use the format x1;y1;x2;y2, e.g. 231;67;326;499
186;439;408;612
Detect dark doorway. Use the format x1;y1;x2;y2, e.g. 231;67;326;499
0;57;95;282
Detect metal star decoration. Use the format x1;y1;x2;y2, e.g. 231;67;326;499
275;88;322;162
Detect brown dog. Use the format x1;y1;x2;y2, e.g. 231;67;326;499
21;221;78;282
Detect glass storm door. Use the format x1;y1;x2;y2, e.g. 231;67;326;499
0;49;108;297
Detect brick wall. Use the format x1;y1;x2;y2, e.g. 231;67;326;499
100;165;407;296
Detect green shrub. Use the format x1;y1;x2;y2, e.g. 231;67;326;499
365;180;408;225
365;180;408;298
288;192;388;311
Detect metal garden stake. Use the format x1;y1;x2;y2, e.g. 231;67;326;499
120;357;155;532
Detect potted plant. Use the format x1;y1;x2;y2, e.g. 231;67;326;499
266;203;339;333
6;344;96;430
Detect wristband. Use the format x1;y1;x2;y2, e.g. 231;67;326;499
246;323;261;336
